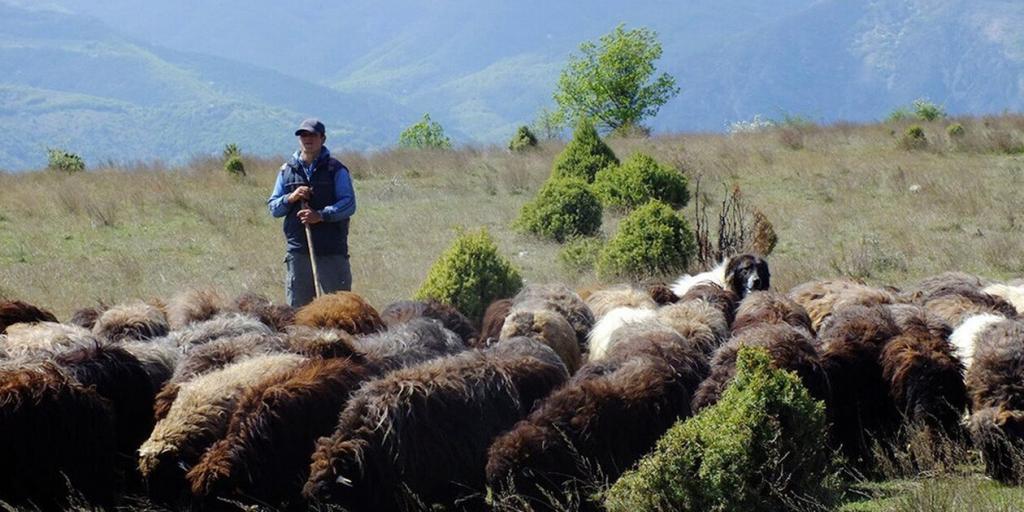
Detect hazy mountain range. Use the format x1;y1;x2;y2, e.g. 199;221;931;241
2;0;1023;170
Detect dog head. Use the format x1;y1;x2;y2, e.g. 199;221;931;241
725;254;770;299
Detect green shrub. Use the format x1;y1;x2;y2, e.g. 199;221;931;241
946;123;965;138
552;117;618;182
47;148;85;173
558;236;604;274
508;125;539;151
605;347;835;512
515;177;603;242
224;155;245;176
886;108;912;123
398;113;452;149
913;99;947;122
592;152;689;211
222;143;241;159
901;125;928;150
596;200;695;280
414;228;523;322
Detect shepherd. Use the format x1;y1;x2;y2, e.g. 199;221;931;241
268;119;357;307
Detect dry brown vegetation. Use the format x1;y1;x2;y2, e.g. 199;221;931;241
2;114;1023;318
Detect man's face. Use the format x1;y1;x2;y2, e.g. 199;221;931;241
298;131;325;155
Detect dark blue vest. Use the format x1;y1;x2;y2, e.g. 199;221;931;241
279;157;350;256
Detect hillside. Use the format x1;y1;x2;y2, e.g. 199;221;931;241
0;2;413;170
32;0;1024;146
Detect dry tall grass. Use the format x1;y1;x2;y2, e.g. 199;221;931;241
2;115;1023;317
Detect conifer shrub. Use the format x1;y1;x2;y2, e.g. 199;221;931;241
551;117;618;182
596;200;695;280
224;155;245;176
901;125;928;150
515;177;602;242
414;228;523;323
946;123;965;138
47;148;85;173
508;125;539;151
558;236;603;274
605;347;835;512
592;152;689;211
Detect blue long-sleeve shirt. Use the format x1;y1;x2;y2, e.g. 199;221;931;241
267;147;356;222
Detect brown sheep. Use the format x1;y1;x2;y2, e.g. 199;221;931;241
480;298;513;347
0;299;57;333
284;325;361;359
294;292;385;335
0;359;117;509
303;338;568;511
657;299;730;356
646;281;679;305
789;279;897;332
232;292;295;332
513;284;595;351
905;271;987;302
731;290;813;335
166;289;227;331
138;353;306;502
923;290;1017;328
817;305;902;467
486;328;709;509
92;301;170;343
584;285;656;320
966;318;1024;482
188;357;374;504
880;333;967;441
691;323;830;413
187;319;466;505
380;299;478;345
500;302;582;373
153;332;287;422
354;317;468;371
886;304;952;341
68;303;107;330
2;322;100;358
168;313;273;351
54;342;160;457
677;282;739;326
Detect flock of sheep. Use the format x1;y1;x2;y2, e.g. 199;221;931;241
1;253;1023;511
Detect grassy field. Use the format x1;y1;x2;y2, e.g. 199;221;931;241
2;116;1024;510
2;115;1023;319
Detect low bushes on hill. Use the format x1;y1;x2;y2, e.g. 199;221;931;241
592;152;689;211
605;346;835;512
596;200;695;280
414;228;522;323
508;125;538;152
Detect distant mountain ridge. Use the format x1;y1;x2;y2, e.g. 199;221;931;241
0;2;414;170
3;0;1024;170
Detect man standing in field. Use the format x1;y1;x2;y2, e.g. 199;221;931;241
267;119;356;307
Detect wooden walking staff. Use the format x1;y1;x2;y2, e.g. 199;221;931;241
302;200;325;298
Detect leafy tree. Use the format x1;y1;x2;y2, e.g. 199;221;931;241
532;106;567;140
551;117;619;183
398;113;452;149
554;24;679;133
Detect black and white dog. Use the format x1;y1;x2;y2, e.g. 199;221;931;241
670;254;770;299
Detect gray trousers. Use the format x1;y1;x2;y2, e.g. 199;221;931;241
285;252;352;307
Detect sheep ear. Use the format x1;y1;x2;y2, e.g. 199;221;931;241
336;475;354;487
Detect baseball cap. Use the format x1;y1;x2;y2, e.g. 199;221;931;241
295;118;326;136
